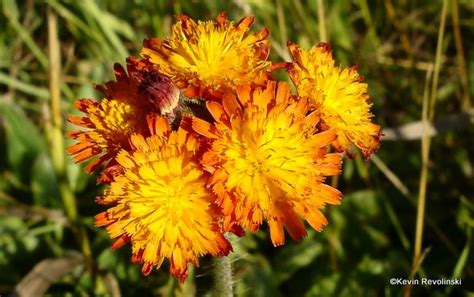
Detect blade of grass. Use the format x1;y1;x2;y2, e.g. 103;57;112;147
380;192;411;251
317;0;327;42
276;0;288;45
292;0;316;44
451;0;471;111
356;0;382;56
445;228;471;296
383;0;412;57
47;7;93;273
408;1;449;295
48;8;72;217
7;0;35;103
404;63;433;297
3;2;48;69
371;154;411;198
0;72;49;98
371;156;412;252
371;153;459;257
80;0;129;59
47;0;116;61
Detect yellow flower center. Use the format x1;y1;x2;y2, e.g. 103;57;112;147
193;82;342;246
287;43;381;156
125;157;209;227
88;99;138;148
98;129;230;279
217;106;315;214
142;14;270;93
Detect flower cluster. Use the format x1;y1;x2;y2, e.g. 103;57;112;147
68;12;380;281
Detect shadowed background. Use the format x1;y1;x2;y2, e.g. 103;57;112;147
0;0;473;296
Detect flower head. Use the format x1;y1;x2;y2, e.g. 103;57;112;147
287;42;381;158
95;116;231;281
192;81;342;246
67;58;179;174
141;12;271;98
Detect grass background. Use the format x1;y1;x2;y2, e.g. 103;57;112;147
0;0;473;296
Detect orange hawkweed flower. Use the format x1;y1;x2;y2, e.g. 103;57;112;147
95;116;231;281
287;42;381;158
192;81;342;246
67;58;179;174
141;12;271;98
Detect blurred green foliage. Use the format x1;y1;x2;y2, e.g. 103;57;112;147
0;0;473;296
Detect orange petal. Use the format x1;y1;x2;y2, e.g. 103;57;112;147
235;15;254;32
67;142;93;155
95;212;112;227
270;62;292;72
235;85;252;106
111;234;130;250
319;153;342;176
142;37;161;51
72;147;99;163
305;110;320;127
282;207;307;241
85;154;111;174
294;96;309;115
131;249;144;263
275;82;291;104
147;115;169;136
268;218;285;246
215;234;232;256
255;81;276;108
312;129;337;148
287;42;302;65
192;117;219;139
74;99;97;112
142;263;153;276
229;224;245;237
206;101;227;123
222;92;241;116
68;116;94;128
183;85;200;98
319;183;342;205
316;42;332;53
305;209;328;232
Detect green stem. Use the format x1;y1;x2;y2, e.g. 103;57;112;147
406;1;448;296
413;0;448;269
212;256;233;297
317;0;327;42
182;265;195;297
47;7;93;268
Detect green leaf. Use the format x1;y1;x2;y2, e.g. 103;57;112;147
273;233;324;284
235;254;282;297
31;153;60;207
0;101;46;182
342;190;380;219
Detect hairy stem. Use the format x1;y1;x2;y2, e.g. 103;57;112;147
213;256;233;297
